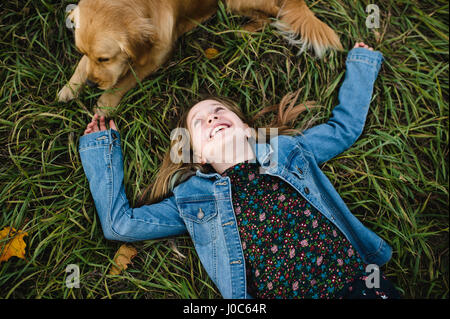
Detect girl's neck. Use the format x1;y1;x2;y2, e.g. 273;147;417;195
211;141;256;175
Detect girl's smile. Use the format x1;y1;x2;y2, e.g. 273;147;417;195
186;99;254;171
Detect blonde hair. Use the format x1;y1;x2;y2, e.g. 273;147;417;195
137;90;317;206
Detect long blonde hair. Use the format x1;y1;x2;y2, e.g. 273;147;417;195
137;90;317;206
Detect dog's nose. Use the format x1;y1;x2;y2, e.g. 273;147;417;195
86;79;98;88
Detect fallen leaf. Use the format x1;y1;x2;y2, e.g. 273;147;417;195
109;244;137;275
168;239;186;260
204;47;219;59
0;227;28;263
373;29;381;43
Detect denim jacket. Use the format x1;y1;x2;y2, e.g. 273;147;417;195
79;48;389;299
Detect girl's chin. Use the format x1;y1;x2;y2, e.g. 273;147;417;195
202;136;253;164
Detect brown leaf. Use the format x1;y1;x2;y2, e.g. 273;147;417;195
204;48;219;59
0;227;28;263
373;29;381;43
109;244;137;275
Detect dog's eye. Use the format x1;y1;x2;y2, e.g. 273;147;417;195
98;57;109;62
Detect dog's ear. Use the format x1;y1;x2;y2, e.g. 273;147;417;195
117;39;135;61
119;17;157;65
129;18;157;44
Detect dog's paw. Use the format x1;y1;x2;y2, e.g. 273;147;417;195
94;93;121;117
57;85;77;102
93;106;109;117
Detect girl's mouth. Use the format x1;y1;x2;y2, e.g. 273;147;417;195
210;124;231;139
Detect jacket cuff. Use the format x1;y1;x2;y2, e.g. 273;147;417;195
346;47;384;72
79;129;121;151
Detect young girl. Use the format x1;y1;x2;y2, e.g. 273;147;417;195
79;42;400;299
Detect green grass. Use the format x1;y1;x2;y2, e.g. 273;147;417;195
0;0;448;298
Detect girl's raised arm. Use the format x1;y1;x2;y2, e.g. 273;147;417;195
296;46;384;165
79;123;187;242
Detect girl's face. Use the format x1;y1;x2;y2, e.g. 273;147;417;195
187;99;251;164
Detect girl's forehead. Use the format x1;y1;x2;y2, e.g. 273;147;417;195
187;100;225;122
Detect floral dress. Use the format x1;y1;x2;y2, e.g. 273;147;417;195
222;161;369;299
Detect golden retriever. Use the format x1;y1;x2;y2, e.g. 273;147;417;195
58;0;342;116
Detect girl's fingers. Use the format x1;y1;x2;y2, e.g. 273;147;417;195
99;116;107;131
84;123;93;135
354;42;374;51
92;119;99;132
109;120;117;131
84;114;118;136
84;123;92;134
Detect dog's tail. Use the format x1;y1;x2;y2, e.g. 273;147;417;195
273;0;343;57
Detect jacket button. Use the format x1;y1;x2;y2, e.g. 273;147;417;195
304;187;310;195
197;208;204;220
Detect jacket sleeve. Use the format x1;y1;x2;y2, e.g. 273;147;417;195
295;48;384;165
79;129;187;242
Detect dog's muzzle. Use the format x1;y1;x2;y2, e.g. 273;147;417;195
86;79;98;88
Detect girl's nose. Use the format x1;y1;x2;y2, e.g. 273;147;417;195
207;114;218;124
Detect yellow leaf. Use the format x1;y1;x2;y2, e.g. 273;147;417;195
0;227;28;263
204;48;219;59
109;244;137;275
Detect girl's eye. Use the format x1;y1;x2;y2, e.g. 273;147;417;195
215;107;224;112
98;57;109;62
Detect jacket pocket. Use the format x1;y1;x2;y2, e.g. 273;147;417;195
178;198;218;246
287;146;310;179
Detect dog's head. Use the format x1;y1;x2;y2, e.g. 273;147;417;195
69;0;156;90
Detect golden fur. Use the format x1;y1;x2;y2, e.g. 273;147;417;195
58;0;342;115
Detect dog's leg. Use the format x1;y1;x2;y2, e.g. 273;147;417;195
241;18;271;33
226;0;280;32
239;13;274;33
274;0;343;57
94;89;127;117
57;55;88;102
227;0;342;57
94;47;172;116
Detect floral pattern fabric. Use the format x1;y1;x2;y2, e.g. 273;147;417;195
222;161;367;298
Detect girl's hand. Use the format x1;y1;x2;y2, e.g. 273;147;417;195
84;114;117;135
354;42;374;51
